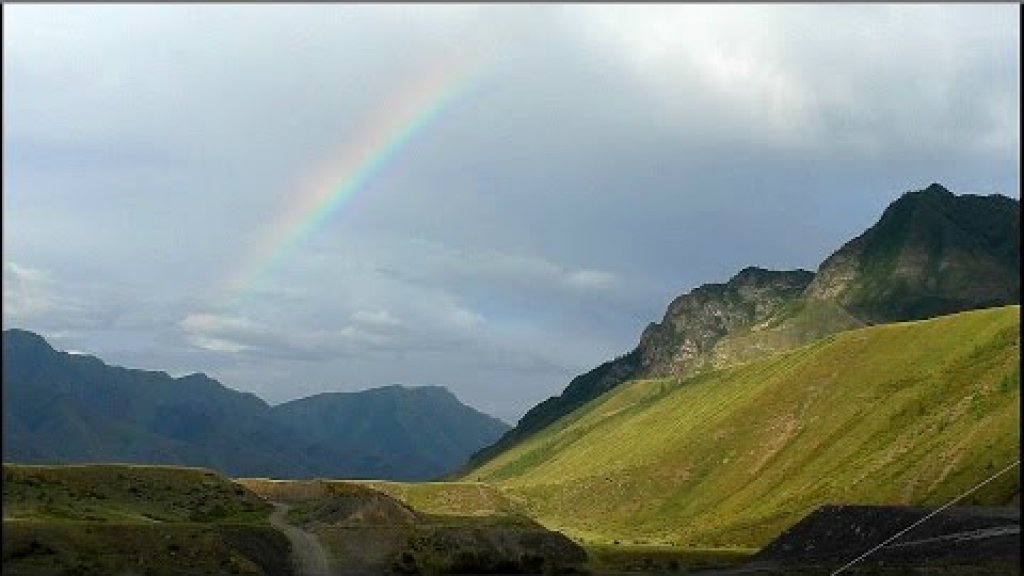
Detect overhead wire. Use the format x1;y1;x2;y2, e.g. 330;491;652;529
830;459;1020;575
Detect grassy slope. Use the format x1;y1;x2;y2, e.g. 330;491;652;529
710;297;866;370
466;306;1021;548
239;478;528;525
357;481;524;519
2;464;291;576
3;464;269;524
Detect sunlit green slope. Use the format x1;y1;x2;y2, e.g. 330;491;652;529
466;306;1021;548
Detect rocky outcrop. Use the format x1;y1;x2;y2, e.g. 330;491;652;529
636;267;814;379
806;183;1020;324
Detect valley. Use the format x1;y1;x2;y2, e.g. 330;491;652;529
3;185;1020;575
4;307;1019;574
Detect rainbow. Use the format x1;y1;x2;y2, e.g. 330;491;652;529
221;55;491;305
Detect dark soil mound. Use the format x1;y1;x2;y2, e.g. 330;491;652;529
304;491;420;526
393;525;589;574
754;505;1020;572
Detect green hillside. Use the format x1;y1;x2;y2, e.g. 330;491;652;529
2;464;292;575
708;297;865;370
355;480;525;520
3;464;270;524
465;306;1021;548
238;478;527;524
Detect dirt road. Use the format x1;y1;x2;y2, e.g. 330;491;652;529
269;502;333;576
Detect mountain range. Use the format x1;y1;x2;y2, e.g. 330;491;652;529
2;330;508;481
470;183;1020;466
4;183;1019;491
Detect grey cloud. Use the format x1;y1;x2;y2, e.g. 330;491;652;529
3;4;1018;421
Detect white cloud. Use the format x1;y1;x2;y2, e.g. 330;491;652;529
2;261;123;331
337;325;389;346
351;308;402;329
180;312;262;335
186;335;252;353
179;313;263;354
567;4;1018;153
393;238;622;296
2;261;54;319
564;269;618;291
439;299;485;331
568;5;814;144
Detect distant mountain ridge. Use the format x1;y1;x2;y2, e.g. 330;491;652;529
2;329;509;480
271;385;509;479
470;183;1020;466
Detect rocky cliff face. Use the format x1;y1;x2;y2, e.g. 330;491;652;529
636;267;815;379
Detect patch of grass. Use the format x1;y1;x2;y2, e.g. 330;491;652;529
711;298;866;369
240;477;532;526
239;478;378;498
3;464;270;525
356;480;526;519
584;543;754;573
465;306;1021;549
2;521;292;576
2;465;290;575
384;525;588;575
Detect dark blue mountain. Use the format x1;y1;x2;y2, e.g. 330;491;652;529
2;329;508;481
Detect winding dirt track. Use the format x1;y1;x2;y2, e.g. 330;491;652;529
269;502;333;576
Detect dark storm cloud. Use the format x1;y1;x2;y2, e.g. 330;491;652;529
3;4;1018;422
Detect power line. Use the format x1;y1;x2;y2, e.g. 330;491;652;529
830;459;1021;575
883;525;1019;549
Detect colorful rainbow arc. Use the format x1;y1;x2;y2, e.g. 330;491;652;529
222;55;492;307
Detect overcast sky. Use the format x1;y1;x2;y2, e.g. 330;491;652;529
3;4;1019;422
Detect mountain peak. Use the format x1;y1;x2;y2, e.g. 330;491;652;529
889;182;954;211
806;184;1020;323
3;329;59;367
728;266;815;288
921;182;952;196
361;384;458;400
3;328;55;350
731;266;776;283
